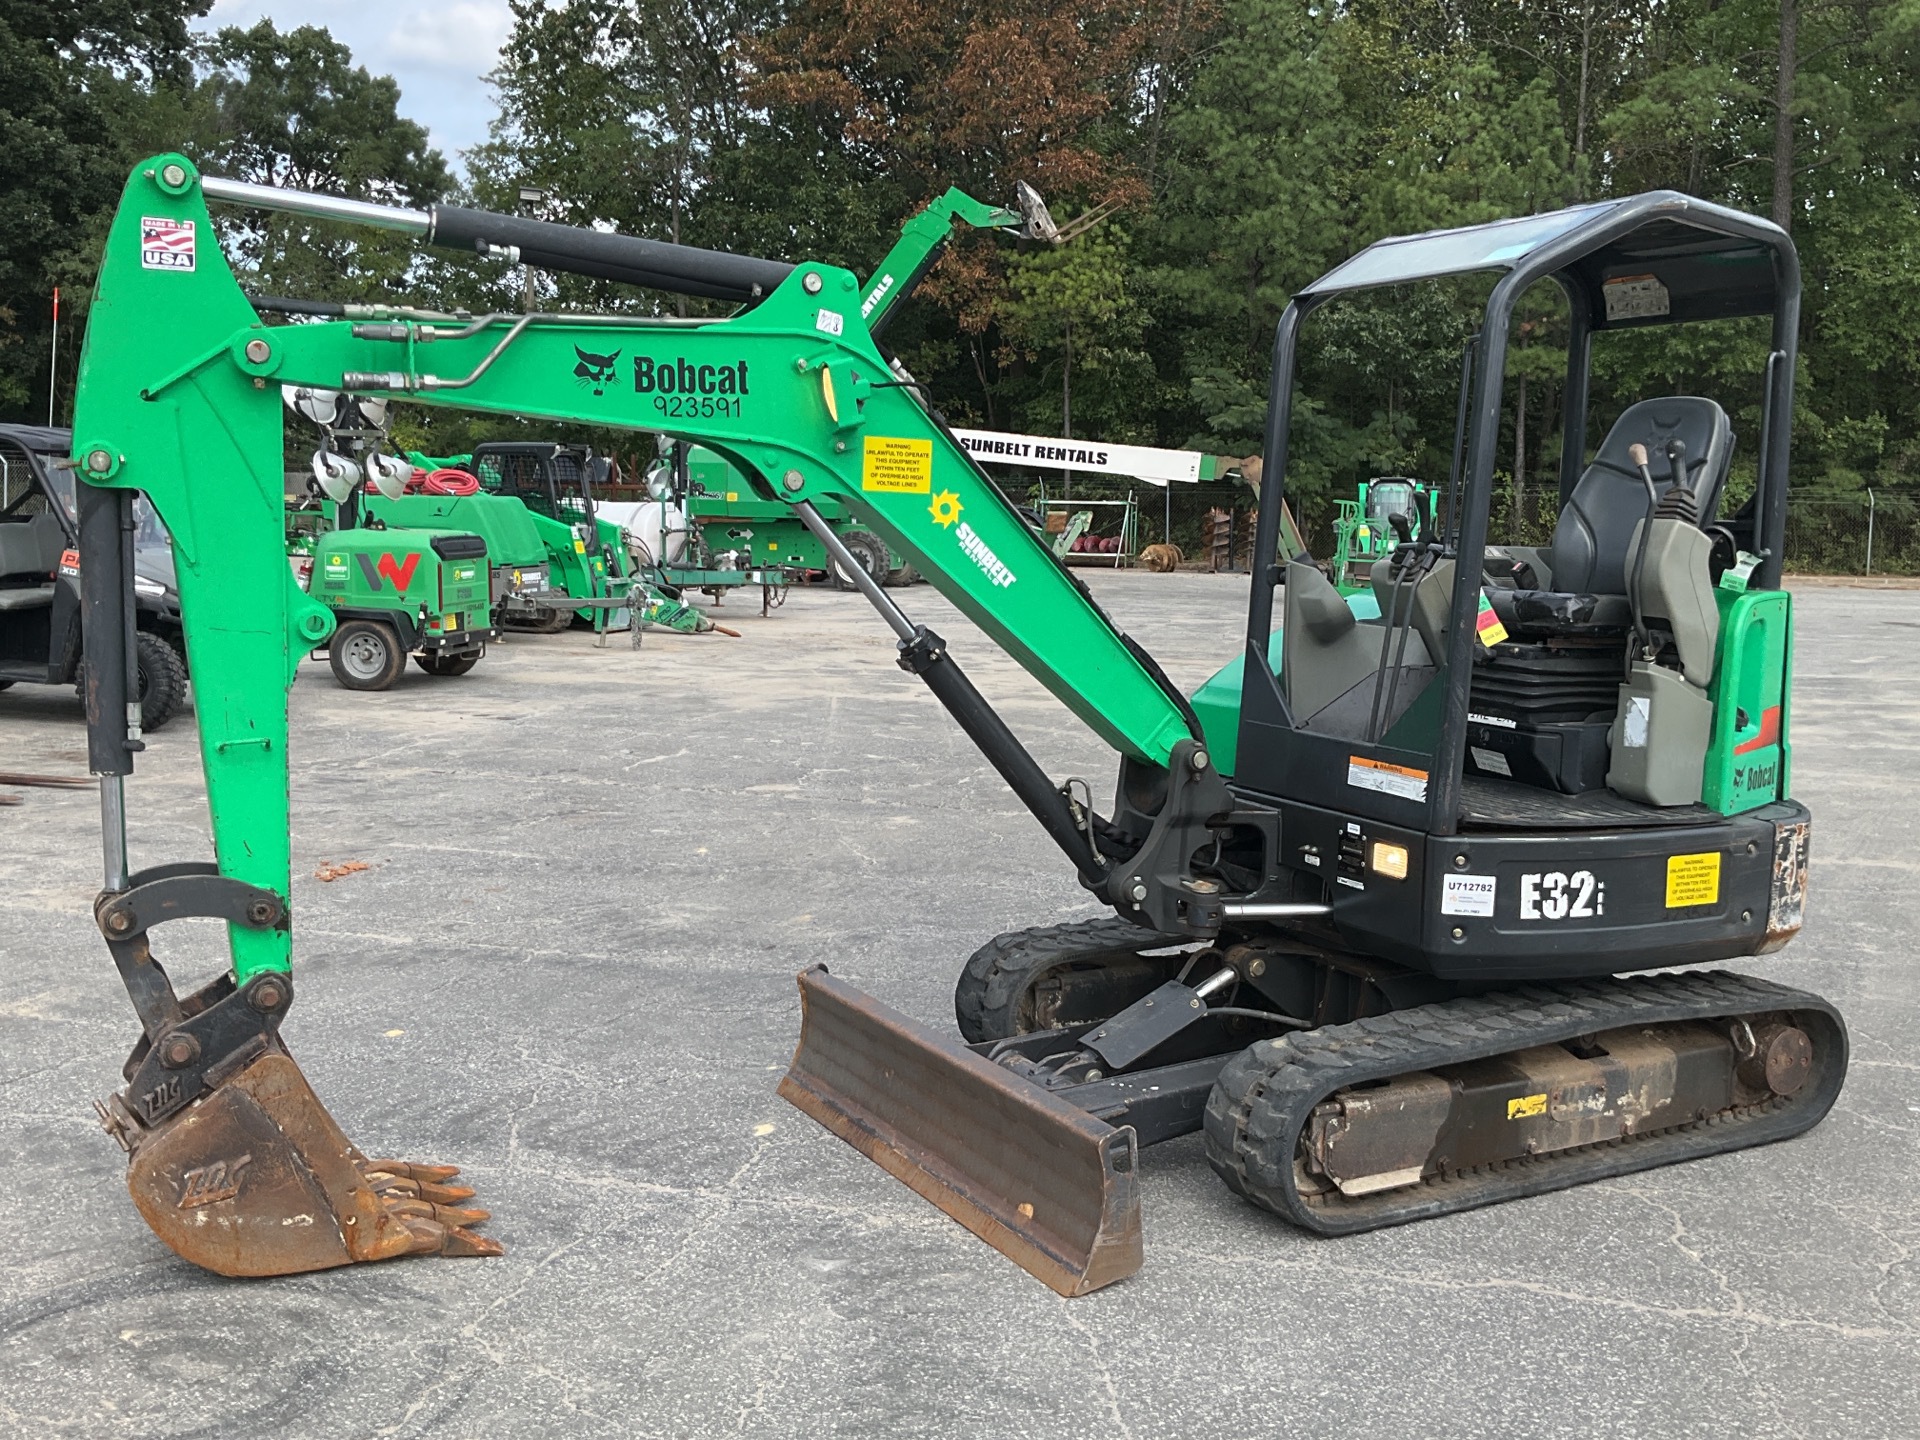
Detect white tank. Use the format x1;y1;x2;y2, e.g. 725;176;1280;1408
593;499;690;566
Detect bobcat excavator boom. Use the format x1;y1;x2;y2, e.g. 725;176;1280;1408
72;157;1840;1292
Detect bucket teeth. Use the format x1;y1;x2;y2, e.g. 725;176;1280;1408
388;1197;493;1227
362;1159;463;1183
362;1169;480;1205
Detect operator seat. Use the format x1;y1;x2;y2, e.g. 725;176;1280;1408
1466;397;1733;797
1490;396;1732;631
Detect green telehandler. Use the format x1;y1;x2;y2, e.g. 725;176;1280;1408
70;158;1837;1294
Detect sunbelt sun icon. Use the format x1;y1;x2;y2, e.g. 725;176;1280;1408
929;490;962;528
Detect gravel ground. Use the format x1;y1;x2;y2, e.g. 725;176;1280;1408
0;570;1913;1439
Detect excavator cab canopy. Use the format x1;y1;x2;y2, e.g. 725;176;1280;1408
1302;195;1788;327
1239;191;1801;842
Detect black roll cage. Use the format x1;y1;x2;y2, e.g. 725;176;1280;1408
1243;190;1802;836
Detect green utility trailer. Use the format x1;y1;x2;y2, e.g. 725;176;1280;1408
310;528;492;688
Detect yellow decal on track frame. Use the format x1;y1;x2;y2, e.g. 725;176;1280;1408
862;436;933;494
1508;1093;1547;1120
1665;852;1721;908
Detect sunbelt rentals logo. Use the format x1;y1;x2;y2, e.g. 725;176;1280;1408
956;522;1015;589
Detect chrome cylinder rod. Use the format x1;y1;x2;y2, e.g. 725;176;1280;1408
200;175;430;236
794;501;917;642
1220;902;1333;920
100;776;128;892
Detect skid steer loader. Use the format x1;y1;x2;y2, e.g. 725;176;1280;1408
70;157;1836;1292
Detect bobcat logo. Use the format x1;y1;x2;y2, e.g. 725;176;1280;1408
574;345;622;397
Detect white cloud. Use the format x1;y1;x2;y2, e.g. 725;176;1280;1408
384;1;513;74
191;0;517;164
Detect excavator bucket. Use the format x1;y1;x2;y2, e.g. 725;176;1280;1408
779;966;1142;1297
105;1048;499;1278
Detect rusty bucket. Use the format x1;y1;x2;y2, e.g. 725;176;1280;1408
108;1047;499;1278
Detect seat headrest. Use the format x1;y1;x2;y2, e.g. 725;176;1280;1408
1548;396;1734;596
1591;397;1732;511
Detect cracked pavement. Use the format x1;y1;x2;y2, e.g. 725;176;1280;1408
0;571;1914;1438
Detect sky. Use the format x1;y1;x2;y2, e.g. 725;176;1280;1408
197;0;516;167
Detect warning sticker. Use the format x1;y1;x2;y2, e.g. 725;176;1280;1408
1665;851;1722;908
862;436;933;494
1507;1093;1548;1120
1603;273;1670;322
1347;755;1428;803
140;217;196;272
1442;873;1497;917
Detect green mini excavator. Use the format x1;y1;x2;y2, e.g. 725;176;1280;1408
70;157;1837;1290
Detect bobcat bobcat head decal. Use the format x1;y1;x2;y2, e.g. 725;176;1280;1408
574;345;622;397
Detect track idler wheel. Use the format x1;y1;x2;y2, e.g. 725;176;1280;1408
954;916;1194;1043
109;1048;500;1277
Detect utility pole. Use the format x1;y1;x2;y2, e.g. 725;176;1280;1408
518;187;548;312
1062;319;1073;501
47;288;59;425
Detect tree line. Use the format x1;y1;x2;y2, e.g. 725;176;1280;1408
6;0;1917;519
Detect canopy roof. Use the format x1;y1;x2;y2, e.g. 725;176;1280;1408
1302;191;1789;328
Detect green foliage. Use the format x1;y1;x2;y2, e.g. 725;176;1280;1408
180;21;453;303
21;0;1920;546
0;0;207;415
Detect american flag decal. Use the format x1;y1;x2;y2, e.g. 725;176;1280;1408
140;217;196;271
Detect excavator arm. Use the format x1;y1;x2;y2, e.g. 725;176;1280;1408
70;155;1232;1280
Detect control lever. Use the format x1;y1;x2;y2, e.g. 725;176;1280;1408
1626;442;1661;657
1666;438;1688;491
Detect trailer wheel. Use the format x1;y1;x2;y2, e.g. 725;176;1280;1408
329;620;405;691
954;916;1196;1043
831;528;890;590
134;631;188;730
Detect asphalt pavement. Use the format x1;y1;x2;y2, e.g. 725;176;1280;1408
0;570;1914;1439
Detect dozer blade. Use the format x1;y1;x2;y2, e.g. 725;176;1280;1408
116;1049;502;1278
779;966;1141;1297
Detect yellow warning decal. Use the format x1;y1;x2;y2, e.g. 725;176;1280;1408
1508;1093;1547;1120
1665;851;1721;908
862;436;933;494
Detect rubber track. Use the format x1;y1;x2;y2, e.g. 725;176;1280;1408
954;916;1187;1044
1203;969;1847;1235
